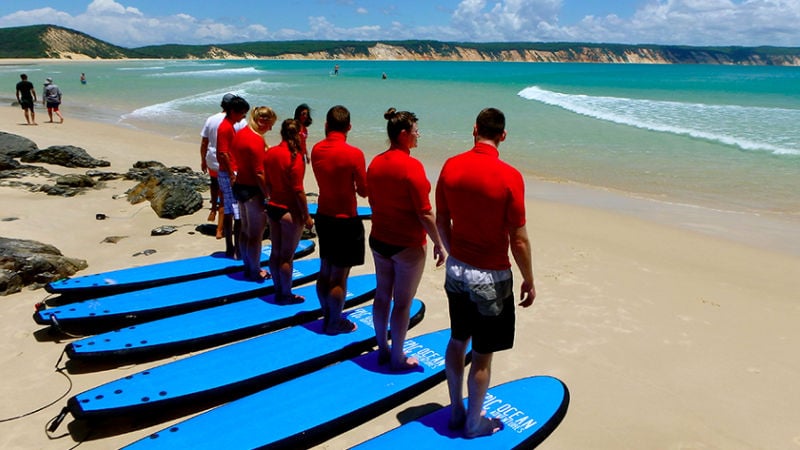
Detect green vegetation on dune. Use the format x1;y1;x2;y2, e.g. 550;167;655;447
2;24;799;65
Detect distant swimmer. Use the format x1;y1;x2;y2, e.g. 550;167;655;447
382;72;387;80
334;64;340;76
80;73;87;84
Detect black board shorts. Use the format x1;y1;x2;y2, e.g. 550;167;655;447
446;289;515;354
315;214;365;267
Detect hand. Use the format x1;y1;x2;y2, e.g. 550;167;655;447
304;216;314;230
432;244;446;267
518;279;536;307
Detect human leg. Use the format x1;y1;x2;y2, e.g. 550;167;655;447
371;249;395;361
464;351;502;438
324;264;355;335
316;259;333;327
387;245;426;370
268;210;303;302
446;337;469;429
239;196;267;280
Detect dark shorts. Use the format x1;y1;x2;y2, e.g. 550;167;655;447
368;235;407;258
266;204;290;222
233;184;261;203
447;288;515;354
46;101;60;110
315;214;365;267
19;99;34;110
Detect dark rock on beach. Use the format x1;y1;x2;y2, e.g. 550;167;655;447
126;163;206;219
0;237;88;295
21;145;111;168
0;132;37;158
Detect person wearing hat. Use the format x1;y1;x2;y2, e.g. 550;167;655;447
200;93;246;236
42;77;63;123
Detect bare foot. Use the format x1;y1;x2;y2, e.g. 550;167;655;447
391;355;419;372
465;415;503;438
448;407;466;430
325;318;357;335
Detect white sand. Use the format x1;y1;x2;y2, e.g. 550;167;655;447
1;104;799;449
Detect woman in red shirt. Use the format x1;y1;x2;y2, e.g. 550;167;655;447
367;108;446;371
231;106;276;281
264;119;314;302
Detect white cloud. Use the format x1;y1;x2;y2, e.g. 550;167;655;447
0;0;798;47
448;0;800;46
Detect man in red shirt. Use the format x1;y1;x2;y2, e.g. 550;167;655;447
435;107;536;438
311;105;368;335
216;96;250;259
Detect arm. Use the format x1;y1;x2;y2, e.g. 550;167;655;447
200;137;209;173
509;225;536;307
418;209;446;267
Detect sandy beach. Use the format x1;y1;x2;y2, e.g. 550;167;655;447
1;103;799;449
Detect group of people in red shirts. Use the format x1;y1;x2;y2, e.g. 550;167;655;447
201;99;536;439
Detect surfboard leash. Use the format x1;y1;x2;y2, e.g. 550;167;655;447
0;349;72;435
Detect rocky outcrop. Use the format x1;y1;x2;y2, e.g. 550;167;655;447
0;237;87;295
21;145;111;168
126;162;206;219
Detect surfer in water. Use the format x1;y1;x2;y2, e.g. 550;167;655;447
367;108;445;371
436;107;536;437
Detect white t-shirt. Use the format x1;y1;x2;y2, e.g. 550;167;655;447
201;112;246;172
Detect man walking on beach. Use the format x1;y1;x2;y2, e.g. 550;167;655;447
435;107;536;438
311;105;368;335
15;74;37;125
42;77;63;123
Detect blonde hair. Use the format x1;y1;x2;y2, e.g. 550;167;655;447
248;106;277;131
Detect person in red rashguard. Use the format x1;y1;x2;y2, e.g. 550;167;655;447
264;119;314;301
231;106;276;281
310;105;367;335
367;107;445;371
436;107;536;438
216;96;250;259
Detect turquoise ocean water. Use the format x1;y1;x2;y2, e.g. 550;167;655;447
3;60;799;254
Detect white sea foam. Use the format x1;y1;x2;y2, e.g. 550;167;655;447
122;79;286;121
518;86;800;156
146;67;266;78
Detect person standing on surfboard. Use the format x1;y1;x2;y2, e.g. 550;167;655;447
311;105;368;335
264;119;314;300
232;105;276;281
367;108;446;371
436;107;536;438
216;96;250;260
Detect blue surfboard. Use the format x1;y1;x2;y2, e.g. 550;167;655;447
123;329;459;450
67;300;425;420
34;259;320;334
352;375;569;450
307;203;372;219
65;274;377;361
45;240;315;298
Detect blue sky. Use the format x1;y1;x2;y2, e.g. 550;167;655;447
1;0;798;48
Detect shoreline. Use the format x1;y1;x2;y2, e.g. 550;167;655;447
1;106;799;449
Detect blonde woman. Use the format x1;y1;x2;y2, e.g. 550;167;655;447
231;106;277;281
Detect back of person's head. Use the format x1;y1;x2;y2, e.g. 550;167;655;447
294;103;312;127
281;119;303;159
384;107;418;144
325;105;350;134
248;106;277;130
226;96;250;115
220;93;235;109
20;74;27;80
475;107;505;141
